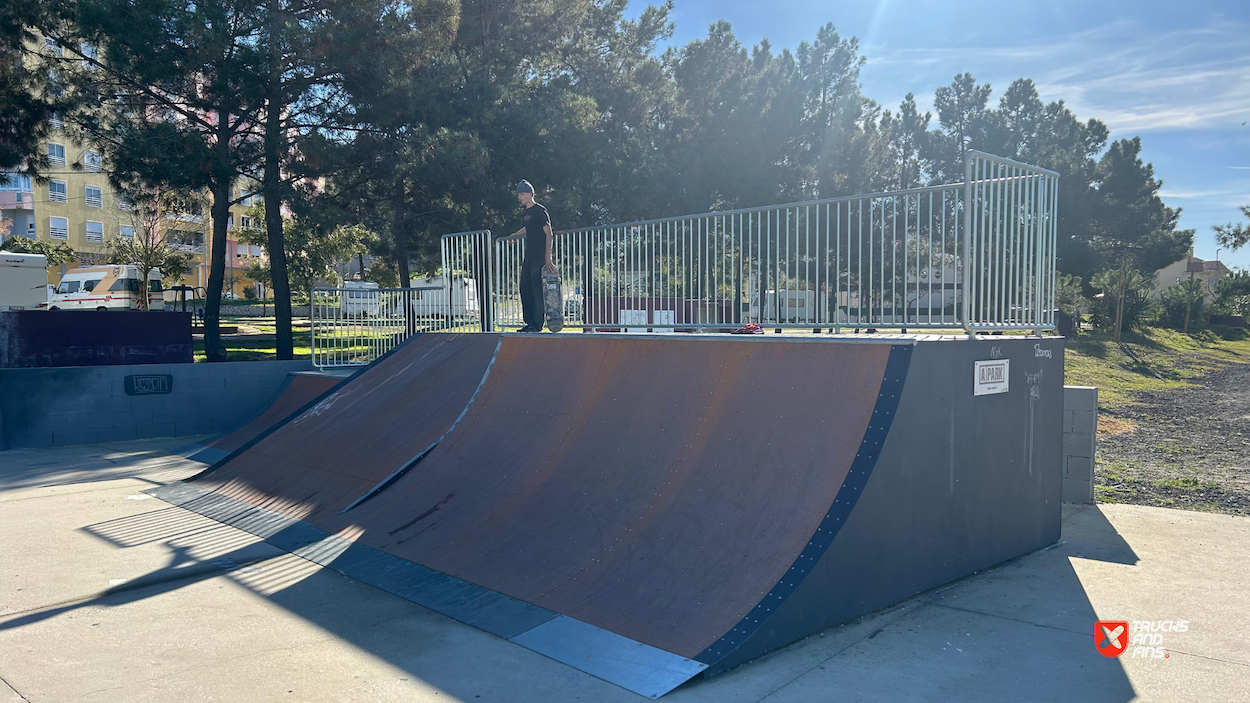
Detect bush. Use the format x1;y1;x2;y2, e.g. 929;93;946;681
242;285;257;300
1089;269;1158;333
1210;324;1249;341
1158;282;1205;331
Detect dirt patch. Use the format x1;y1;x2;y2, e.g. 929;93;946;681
1095;361;1250;516
1097;416;1136;437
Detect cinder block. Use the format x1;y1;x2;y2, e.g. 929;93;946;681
211;417;242;431
52;427;97;447
1063;386;1098;412
180;364;212;378
1069;409;1095;436
136;422;178;439
96;425;139;443
231;374;290;391
175;419;214;436
82;394;134;413
12;429;55;448
1063;453;1093;481
131;393;189;410
186;375;227;391
1063;431;1095;459
1063;477;1093;504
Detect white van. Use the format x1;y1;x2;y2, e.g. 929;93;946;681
340;280;381;316
49;265;165;311
0;252;49;310
410;276;480;321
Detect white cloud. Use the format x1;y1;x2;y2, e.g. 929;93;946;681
862;18;1250;134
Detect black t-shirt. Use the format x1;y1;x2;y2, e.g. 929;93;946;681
523;203;550;257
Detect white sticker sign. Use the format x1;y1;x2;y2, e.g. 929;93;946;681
974;359;1010;396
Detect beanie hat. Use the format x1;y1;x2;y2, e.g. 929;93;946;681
517;180;534;194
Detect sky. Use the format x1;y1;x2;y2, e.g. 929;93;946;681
628;0;1250;270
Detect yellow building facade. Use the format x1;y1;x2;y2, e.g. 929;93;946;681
0;126;264;297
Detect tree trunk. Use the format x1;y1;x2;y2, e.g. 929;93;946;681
204;180;230;362
392;180;410;288
1112;254;1128;344
264;0;294;360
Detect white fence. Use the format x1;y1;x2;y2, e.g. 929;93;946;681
312;151;1058;366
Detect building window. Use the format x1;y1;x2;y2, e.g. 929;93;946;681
0;172;32;192
227;213;234;230
48;180;67;202
83;150;101;172
119;225;135;238
49;113;64;129
240;216;251;229
85;185;103;207
44;37;61;56
86;221;104;243
49;217;68;240
47;143;66;166
117;193;134;211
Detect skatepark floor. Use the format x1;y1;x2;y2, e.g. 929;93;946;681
1;438;1246;703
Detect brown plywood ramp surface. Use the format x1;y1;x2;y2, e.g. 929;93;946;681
189;374;345;464
193;332;502;523
342;335;892;658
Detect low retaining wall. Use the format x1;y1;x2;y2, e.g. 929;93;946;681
0;310;193;368
0;359;312;450
1062;386;1098;503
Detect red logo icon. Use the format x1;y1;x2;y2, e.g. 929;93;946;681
1095;621;1129;658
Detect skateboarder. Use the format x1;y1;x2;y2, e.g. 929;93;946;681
506;180;556;332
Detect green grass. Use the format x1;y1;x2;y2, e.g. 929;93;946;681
193;316;313;362
1065;327;1250;409
1154;477;1220;490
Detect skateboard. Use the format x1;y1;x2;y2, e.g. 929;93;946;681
543;271;564;332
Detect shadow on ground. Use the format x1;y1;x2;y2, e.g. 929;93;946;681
0;457;1141;702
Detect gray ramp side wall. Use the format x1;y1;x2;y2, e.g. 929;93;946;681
708;336;1065;674
0;359;313;450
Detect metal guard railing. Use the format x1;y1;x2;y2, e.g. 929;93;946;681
312;151;1058;367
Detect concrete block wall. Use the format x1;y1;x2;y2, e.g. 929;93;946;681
0;359;313;450
1062;386;1098;504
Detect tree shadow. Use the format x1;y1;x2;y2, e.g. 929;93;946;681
0;492;1149;703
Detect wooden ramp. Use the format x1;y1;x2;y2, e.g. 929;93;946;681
188;373;345;464
153;333;1064;698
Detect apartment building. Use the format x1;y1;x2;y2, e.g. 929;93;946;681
1;127;264;296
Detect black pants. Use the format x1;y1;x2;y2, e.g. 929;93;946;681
519;257;545;329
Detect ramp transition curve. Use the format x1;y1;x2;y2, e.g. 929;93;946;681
153;333;1063;697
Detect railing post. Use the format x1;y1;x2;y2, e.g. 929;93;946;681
962;152;974;338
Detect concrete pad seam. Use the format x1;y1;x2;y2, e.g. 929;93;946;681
750;597;942;703
0;674;31;703
1166;649;1250;667
929;602;1088;638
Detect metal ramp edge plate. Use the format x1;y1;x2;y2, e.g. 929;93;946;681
145;481;707;698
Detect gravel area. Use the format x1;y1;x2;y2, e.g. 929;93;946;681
1096;361;1250;516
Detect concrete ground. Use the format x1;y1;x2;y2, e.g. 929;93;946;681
1;439;1246;703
